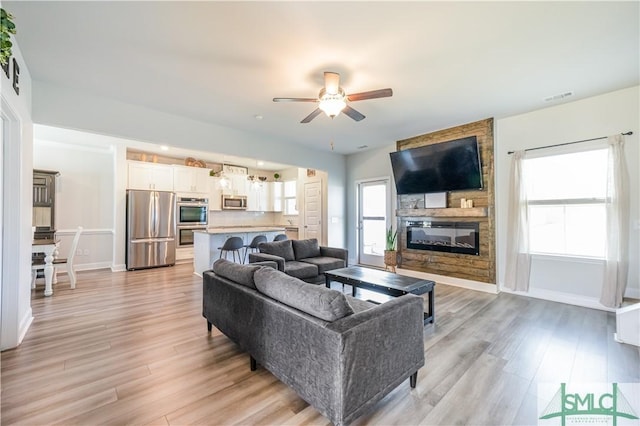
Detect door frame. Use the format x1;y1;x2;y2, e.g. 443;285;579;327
355;177;392;267
302;179;323;241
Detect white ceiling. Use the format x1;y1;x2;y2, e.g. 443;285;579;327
6;1;640;157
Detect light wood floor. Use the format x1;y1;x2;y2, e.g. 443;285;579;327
2;263;639;425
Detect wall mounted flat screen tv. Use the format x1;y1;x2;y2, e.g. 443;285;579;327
390;136;483;195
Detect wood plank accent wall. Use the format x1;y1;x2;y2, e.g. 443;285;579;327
395;118;496;284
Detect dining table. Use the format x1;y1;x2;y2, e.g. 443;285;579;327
32;238;59;296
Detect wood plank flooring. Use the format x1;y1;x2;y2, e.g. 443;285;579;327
2;264;639;425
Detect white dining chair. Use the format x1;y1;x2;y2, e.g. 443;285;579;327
32;226;83;290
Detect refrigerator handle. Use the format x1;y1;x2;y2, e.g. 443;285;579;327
131;238;175;244
153;191;159;237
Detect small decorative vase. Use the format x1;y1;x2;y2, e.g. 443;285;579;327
384;250;397;273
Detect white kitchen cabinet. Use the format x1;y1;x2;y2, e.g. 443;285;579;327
247;182;282;212
247;182;267;212
209;178;222;211
127;161;174;191
270;182;283;212
173;165;210;194
229;174;249;196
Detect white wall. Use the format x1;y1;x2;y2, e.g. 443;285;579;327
33;138;115;271
1;39;34;350
495;86;640;307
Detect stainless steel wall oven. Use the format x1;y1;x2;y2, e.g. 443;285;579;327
177;196;208;225
176;196;208;247
177;226;204;248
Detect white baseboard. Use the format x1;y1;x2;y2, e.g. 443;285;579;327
624;287;640;300
500;287;616;312
111;264;127;272
18;307;33;347
395;268;499;294
75;262;113;272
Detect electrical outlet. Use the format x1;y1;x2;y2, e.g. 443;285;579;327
83;249;90;256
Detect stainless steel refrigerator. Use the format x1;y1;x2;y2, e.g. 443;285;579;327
126;190;176;270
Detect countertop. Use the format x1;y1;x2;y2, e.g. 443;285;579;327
198;226;286;234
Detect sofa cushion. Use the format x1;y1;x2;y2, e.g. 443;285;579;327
212;258;262;289
298;256;345;275
254;267;354;322
292;238;321;260
259;239;295;261
284;260;319;279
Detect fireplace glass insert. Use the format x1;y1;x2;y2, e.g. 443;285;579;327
406;221;480;255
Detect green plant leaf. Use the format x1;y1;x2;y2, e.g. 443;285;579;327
385;225;398;251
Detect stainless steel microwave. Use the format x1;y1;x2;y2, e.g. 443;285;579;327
222;195;247;210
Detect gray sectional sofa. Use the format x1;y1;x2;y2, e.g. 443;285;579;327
248;238;347;284
202;259;425;426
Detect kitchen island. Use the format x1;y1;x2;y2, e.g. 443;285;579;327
193;226;285;276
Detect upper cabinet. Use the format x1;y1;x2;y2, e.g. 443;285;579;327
229;174;249;196
247;181;283;212
128;161;211;194
271;181;283;212
209;178;222;210
128;161;174;191
173;165;209;194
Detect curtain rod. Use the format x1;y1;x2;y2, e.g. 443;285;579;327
507;131;633;155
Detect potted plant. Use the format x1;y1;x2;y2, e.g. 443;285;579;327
1;8;17;66
273;173;280;181
384;225;398;272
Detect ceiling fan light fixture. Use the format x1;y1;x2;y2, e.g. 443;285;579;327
318;88;347;118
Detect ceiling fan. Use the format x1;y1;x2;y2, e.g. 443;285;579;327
273;72;393;123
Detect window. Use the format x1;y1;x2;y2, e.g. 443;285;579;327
524;148;607;258
283;180;298;215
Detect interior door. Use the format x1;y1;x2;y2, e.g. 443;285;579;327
358;179;390;268
303;181;322;240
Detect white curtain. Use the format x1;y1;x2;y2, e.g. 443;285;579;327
505;150;531;291
600;134;630;308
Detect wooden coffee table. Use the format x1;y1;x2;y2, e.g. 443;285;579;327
325;266;435;325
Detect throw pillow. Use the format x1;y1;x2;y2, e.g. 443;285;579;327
212;258;262;289
254;267;354;322
292;238;321;260
259;239;295;261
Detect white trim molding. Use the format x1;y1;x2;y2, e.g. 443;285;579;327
501;286;616;312
111;264;127;272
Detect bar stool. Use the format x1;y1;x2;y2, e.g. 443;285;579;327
273;234;288;241
218;236;244;263
244;234;267;263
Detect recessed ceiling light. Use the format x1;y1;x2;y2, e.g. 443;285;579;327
160;145;169;151
254;114;263;120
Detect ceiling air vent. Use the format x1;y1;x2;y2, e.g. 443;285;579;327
544;91;574;102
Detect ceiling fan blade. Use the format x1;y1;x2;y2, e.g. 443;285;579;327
324;72;340;94
273;97;318;102
342;105;365;122
347;88;393;102
301;108;323;123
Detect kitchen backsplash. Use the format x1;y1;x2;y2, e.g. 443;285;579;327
208;211;298;227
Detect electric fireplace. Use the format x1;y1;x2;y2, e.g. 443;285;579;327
406;221;480;256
